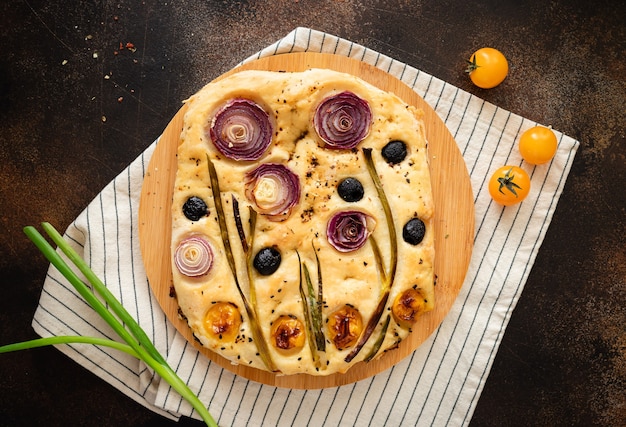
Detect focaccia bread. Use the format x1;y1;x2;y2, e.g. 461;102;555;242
170;68;435;376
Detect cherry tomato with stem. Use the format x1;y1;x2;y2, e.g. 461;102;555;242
466;47;509;89
488;165;530;206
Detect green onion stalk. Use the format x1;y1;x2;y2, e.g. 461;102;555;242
302;260;326;352
297;251;326;369
206;155;277;372
0;223;217;427
297;253;319;367
344;148;398;363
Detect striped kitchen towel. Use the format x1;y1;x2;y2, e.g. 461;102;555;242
32;27;579;426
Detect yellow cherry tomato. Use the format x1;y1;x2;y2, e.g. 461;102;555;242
203;302;242;341
489;165;530;206
270;315;306;351
519;126;558;165
466;47;509;89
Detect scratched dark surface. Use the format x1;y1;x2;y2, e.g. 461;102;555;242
1;1;625;426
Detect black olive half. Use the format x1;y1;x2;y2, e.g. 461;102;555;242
337;177;364;202
381;140;408;165
182;196;208;221
253;247;282;276
403;217;426;245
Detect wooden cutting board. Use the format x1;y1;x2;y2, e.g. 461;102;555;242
138;52;474;389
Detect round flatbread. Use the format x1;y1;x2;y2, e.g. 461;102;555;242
170;68;434;376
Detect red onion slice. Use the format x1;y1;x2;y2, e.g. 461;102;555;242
209;98;272;161
174;235;214;277
313;91;372;150
327;210;376;252
245;163;300;221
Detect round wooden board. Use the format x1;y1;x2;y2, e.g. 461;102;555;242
138;52;474;389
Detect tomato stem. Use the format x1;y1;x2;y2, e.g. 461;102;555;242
465;54;479;74
497;167;522;196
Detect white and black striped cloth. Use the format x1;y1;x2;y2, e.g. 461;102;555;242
33;28;579;426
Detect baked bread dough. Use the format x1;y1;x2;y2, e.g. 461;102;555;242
170;68;434;376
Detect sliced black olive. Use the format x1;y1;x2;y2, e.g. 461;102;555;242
402;217;426;245
381;140;408;164
337;177;364;202
182;196;208;221
253;247;282;276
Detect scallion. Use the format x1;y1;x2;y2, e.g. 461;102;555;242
345;148;398;363
297;252;321;368
0;223;217;426
206;155;276;372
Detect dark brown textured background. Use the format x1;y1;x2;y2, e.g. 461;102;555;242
1;1;624;426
